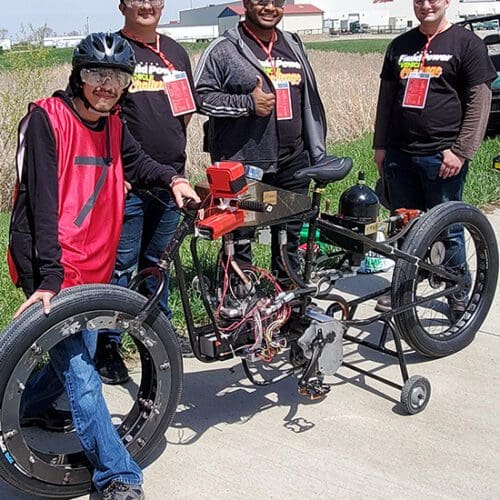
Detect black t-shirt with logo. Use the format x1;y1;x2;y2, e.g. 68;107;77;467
381;24;497;154
120;32;196;172
239;25;305;166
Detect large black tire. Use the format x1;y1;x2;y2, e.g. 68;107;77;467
0;284;183;498
392;202;499;357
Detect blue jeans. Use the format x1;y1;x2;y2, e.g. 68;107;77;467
107;190;180;344
20;330;142;491
383;149;469;272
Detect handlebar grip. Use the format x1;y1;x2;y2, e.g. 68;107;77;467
185;199;202;211
237;200;273;213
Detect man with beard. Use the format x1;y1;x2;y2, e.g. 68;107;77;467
195;0;348;278
8;33;199;499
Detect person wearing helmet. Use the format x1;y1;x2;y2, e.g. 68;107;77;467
92;0;198;386
7;32;199;500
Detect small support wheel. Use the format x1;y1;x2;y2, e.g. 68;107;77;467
401;375;431;414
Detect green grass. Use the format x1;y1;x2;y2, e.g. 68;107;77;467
0;39;391;71
305;39;391;54
0;47;73;71
1;133;499;332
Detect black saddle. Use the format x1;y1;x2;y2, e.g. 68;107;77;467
294;155;353;184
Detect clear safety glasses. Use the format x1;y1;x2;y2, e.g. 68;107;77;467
80;68;132;89
123;0;164;8
250;0;286;7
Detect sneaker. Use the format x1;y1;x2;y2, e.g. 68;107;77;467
94;341;130;385
448;297;466;323
102;481;144;500
375;294;392;313
175;330;194;358
20;406;74;432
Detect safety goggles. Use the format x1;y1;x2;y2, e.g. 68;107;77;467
80;68;132;89
249;0;286;8
123;0;164;8
414;0;442;5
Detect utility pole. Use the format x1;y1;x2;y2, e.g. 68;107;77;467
86;17;90;35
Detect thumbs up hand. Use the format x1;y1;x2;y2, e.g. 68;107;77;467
251;76;276;117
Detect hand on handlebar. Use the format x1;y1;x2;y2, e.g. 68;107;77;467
170;179;201;209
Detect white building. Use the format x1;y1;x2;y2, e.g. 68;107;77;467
218;3;324;35
0;39;12;51
157;23;219;42
459;0;500;17
309;0;460;30
43;35;85;49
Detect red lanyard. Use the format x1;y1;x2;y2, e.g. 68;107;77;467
242;22;277;77
121;30;175;72
418;23;449;72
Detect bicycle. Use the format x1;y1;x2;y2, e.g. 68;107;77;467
0;157;497;498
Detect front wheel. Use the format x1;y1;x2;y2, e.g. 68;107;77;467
0;284;183;498
392;202;498;357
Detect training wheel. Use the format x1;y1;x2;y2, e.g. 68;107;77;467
400;375;431;415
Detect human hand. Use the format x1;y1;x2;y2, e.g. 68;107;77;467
14;290;55;319
251;76;276;117
439;149;465;179
124;180;132;195
374;149;386;176
170;178;201;208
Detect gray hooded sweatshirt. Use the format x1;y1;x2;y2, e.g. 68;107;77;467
194;26;327;172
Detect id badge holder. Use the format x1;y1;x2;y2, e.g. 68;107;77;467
163;71;197;116
274;80;293;121
402;72;431;109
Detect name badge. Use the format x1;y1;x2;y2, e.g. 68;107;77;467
163;71;197;116
274;80;293;121
402;72;431;109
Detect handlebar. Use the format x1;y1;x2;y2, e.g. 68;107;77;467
230;200;273;213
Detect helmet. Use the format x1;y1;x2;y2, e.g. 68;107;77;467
72;32;136;75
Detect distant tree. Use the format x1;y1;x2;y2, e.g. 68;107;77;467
66;30;81;36
18;23;56;46
0;28;7;40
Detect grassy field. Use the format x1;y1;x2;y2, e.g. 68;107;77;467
306;39;391;54
1;133;498;331
0;39;390;71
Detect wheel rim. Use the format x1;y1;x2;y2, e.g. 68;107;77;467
409;384;427;410
408;222;489;340
0;309;174;487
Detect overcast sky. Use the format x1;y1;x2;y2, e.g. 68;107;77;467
2;0;232;39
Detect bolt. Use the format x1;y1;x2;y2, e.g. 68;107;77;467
4;430;18;440
137;438;146;448
160;362;170;371
30;344;43;355
63;472;72;484
17;382;25;392
29;455;35;464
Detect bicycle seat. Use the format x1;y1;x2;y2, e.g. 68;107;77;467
294;156;353;184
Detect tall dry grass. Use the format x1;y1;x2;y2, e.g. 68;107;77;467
0;62;70;211
0;51;383;210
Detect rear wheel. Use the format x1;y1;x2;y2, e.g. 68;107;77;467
392;202;498;357
0;284;183;498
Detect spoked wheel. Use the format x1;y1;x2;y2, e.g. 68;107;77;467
0;284;182;498
392;202;499;357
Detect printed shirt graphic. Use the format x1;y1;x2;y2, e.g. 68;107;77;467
381;24;497;153
240;26;305;164
120;34;196;170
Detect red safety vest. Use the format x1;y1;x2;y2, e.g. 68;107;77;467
9;97;125;289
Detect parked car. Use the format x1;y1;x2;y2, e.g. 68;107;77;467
458;14;500;136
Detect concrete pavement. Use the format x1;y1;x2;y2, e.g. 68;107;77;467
2;210;499;500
